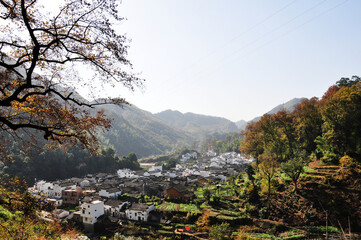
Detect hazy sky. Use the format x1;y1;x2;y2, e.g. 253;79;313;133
108;0;361;122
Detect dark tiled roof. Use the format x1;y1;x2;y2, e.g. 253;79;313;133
102;188;121;193
129;203;150;211
105;199;125;207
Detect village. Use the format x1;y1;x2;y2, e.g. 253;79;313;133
28;151;253;234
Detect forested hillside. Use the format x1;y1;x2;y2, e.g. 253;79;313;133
241;77;361;164
98;105;194;157
154;110;239;138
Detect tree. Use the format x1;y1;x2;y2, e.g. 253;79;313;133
209;222;231;240
336;76;360;87
245;164;255;187
163;157;177;170
292;97;322;154
281;154;306;192
320;82;361;160
239;121;264;162
0;0;143;160
203;188;211;202
117;152;141;170
258;151;278;203
196;210;210;232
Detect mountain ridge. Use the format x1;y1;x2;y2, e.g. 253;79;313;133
236;97;306;131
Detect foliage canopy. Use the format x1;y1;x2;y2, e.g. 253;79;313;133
0;0;143;160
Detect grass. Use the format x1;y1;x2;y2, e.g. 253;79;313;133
238;233;278;239
157;230;173;235
279;229;306;239
282;234;306;239
216;215;240;220
219;209;241;216
156;202;200;213
303;166;316;173
303;225;341;233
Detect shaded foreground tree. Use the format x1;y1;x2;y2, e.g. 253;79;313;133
258;150;278;204
281;153;306;192
0;0;143;160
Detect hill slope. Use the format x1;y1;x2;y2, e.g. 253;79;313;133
98;105;194;158
154;110;239;137
237;97;306;131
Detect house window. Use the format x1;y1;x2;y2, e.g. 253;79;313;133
82;210;85;214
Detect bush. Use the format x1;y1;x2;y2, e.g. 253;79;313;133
259;207;269;219
209;222;231;240
185;211;198;223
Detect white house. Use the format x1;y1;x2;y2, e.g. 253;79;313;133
117;169;135;178
206;150;217;157
49;183;63;198
99;188;122;199
52;209;69;219
175;164;184;171
104;199;129;218
199;171;211;178
166;172;177;178
149;165;162;172
33;181;62;198
125;203;155;222
80;200;104;225
150;171;162;177
80;180;90;187
46;198;63;207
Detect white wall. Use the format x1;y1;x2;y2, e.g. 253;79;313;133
81;200;104;224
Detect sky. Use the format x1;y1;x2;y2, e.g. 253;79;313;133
105;0;361;122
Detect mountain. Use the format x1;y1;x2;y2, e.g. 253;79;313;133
154;110;239;138
235;120;247;131
237;98;306;131
98;105;194;158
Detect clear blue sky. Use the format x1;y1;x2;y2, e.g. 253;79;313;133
108;0;361;122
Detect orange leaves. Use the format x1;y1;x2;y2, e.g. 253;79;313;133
0;0;143;160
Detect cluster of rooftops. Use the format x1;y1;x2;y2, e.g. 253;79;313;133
29;152;252;231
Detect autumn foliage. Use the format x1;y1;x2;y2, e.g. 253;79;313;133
240;76;361;166
0;0;143;160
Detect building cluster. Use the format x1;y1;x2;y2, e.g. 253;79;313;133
29;152;252;232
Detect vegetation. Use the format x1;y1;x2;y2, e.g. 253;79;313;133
241;76;361;165
0;0;143;161
236;76;361;237
0;179;68;239
0;147;140;185
202;133;243;153
209;222;231;240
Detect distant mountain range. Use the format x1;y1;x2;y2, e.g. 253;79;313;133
154;110;239;137
97;105;193;158
96;97;305;157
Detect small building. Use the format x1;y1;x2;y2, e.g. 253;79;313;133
125;203;155;222
80;199;104;225
52;209;69;219
165;184;195;201
46;198;63;208
99;188;122;199
149;165;163;172
80;180;90;187
117;169;135;178
62;187;82;205
104;199;129;218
